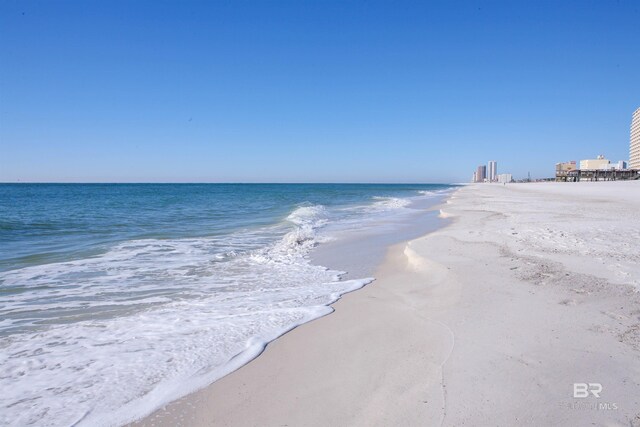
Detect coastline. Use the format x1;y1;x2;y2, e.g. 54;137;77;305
136;181;640;426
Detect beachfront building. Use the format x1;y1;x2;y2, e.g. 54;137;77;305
611;160;628;170
579;156;629;171
555;161;577;182
631;107;640;169
556;161;577;173
497;173;512;183
476;165;487;182
579;155;611;170
488;161;497;182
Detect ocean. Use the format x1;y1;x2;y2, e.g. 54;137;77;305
0;183;454;426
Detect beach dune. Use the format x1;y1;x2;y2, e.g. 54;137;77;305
138;181;640;427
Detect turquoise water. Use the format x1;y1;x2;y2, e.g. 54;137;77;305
1;184;450;271
0;183;454;426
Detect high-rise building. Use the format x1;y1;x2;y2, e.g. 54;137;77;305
487;161;497;182
631;107;640;169
476;165;487;182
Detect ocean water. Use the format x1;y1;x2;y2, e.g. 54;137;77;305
0;183;454;426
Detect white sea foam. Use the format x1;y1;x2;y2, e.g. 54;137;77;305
0;203;373;427
418;189;453;197
370;196;412;210
273;205;329;253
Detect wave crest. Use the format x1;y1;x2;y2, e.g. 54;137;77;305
371;196;411;210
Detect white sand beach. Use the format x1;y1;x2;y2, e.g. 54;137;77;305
137;181;640;426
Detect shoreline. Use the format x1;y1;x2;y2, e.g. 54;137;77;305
132;192;455;427
134;243;454;427
135;181;640;426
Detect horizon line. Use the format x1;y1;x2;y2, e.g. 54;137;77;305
0;181;459;185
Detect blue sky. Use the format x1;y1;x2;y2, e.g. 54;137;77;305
1;0;639;182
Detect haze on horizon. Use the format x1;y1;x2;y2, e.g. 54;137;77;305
1;0;639;183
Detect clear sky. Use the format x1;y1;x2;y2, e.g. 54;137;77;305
1;0;639;183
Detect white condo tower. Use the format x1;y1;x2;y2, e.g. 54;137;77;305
631;107;640;169
488;161;497;182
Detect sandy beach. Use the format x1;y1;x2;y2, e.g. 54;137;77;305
137;181;640;427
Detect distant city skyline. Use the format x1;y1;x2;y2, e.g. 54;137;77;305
1;1;639;183
472;160;513;183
